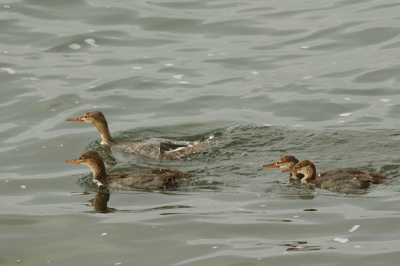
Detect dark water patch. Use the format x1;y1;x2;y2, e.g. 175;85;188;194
13;0;94;21
137;17;203;33
303;209;317;211
326;87;400;96
205;77;247;86
85;7;140;26
318;68;366;78
336;27;400;48
356;3;400;13
204;56;280;70
274;21;366;47
257;219;292;222
352;65;400;83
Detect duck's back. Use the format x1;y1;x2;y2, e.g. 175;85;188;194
316;169;387;193
112;138;216;160
106;168;195;190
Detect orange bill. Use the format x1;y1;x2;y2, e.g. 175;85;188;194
282;169;297;173
262;163;280;168
66;118;84;122
65;159;81;164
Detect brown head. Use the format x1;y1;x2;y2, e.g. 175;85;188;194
262;155;299;169
66;110;106;124
65;151;108;182
262;155;303;180
66;111;113;144
282;160;317;184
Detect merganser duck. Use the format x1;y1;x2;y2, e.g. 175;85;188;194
282;160;387;193
66;111;217;160
65;151;195;190
262;155;304;180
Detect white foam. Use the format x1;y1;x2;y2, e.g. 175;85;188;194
1;68;16;74
349;225;360;232
84;38;99;47
339;113;351;117
68;44;81;50
380;99;391;102
172;75;183;80
333;237;348;243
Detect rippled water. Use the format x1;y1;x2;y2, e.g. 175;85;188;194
2;0;400;265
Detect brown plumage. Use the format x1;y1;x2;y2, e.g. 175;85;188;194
262;155;304;180
66;111;217;160
282;160;387;193
65;151;195;190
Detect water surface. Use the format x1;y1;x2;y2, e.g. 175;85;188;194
1;0;400;265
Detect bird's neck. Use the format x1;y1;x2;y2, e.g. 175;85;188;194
94;122;114;145
88;162;108;184
302;170;317;184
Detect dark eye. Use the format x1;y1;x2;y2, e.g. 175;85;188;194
84;115;88;118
